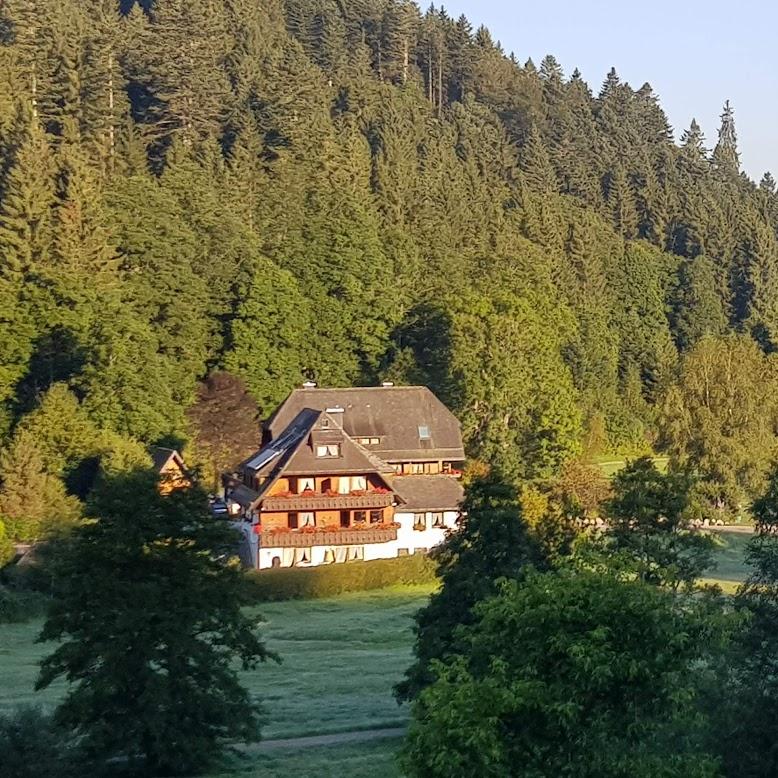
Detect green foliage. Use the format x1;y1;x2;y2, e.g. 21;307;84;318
718;466;778;777
244;553;437;602
603;456;715;588
661;335;778;513
0;706;78;778
396;475;542;701
224;256;311;416
402;568;723;778
0;428;81;542
0;0;777;543
0;518;14;567
36;470;275;775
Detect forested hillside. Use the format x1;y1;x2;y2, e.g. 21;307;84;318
0;0;777;542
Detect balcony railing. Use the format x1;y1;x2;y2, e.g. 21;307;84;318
261;492;394;512
259;527;398;547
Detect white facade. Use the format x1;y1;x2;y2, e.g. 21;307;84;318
253;510;459;570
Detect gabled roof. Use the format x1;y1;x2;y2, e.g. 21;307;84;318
390;475;464;512
150;446;186;474
264;386;465;462
234;408;396;506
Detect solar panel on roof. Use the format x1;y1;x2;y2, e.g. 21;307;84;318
246;448;281;470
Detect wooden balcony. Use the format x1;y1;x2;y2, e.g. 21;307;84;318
259;527;398;547
261;492;394;512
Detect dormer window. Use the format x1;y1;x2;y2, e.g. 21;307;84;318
316;443;341;458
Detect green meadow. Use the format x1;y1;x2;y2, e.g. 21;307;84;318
0;534;754;776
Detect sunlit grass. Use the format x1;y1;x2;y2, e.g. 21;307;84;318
0;585;431;776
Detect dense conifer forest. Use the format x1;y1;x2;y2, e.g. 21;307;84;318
1;0;777;543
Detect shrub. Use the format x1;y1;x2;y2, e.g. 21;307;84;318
0;586;49;624
244;554;438;602
0;707;78;778
0;518;14;567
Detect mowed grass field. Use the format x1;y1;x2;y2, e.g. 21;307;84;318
0;585;432;777
0;534;755;776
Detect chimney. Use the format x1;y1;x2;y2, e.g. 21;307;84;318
302;381;317;389
381;381;394;387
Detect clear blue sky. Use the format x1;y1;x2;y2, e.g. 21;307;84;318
443;0;775;181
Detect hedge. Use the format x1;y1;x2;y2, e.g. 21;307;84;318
243;553;438;602
0;586;49;624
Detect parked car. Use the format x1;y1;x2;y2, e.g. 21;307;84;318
209;498;229;518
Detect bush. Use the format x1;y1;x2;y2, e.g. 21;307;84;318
244;554;437;602
0;586;49;624
0;707;78;778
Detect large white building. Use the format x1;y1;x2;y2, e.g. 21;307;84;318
223;384;465;570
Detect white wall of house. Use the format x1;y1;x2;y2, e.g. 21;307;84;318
254;509;459;570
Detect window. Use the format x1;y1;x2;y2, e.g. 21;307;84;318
414;547;429;555
411;463;424;474
347;545;364;561
369;510;383;524
418;425;431;440
294;547;312;566
298;477;314;493
354;511;367;524
397;548;409;557
431;513;444;528
316;444;340;458
300;512;315;528
350;475;367;491
340;510;350;528
356;437;381;446
321;418;330;429
391;463;402;474
413;513;427;531
287;512;298;529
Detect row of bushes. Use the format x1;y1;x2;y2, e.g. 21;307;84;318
243;553;438;602
0;586;49;624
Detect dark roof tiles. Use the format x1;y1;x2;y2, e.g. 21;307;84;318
265;386;465;461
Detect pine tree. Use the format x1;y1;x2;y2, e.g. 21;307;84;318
396;474;542;701
520;124;557;193
712;100;739;175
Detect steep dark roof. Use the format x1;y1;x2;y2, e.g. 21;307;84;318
233;409;395;505
265;386;465;462
150;447;185;474
389;475;464;511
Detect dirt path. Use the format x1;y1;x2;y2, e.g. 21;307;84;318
252;726;406;752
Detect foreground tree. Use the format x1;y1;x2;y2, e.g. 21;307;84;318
36;469;275;776
719;466;778;777
603;456;715;589
403;568;722;778
396;474;541;702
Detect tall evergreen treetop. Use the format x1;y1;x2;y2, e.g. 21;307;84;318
713;99;739;174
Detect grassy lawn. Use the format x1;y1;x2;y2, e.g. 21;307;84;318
212;737;404;777
0;536;756;776
591;455;669;478
0;585;432;777
700;529;752;592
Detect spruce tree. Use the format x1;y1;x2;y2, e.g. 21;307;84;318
712;100;739;175
396;474;541;702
